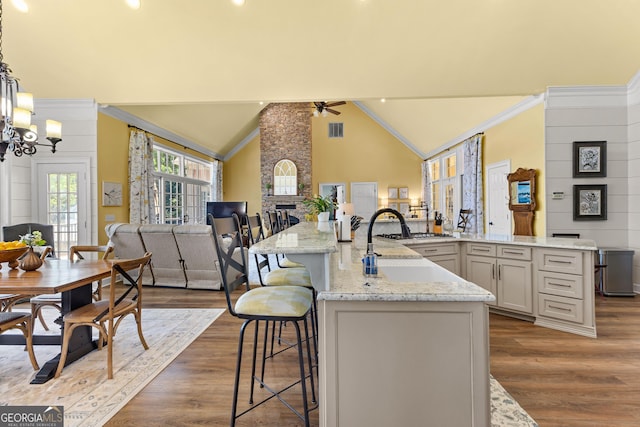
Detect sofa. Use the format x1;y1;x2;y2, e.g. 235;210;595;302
105;223;236;291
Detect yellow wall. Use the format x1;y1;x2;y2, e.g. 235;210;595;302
223;135;262;215
97;113;130;244
99;101;542;240
96;113;215;244
311;102;423;205
484;103;546;236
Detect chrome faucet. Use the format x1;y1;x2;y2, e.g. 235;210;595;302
366;208;412;252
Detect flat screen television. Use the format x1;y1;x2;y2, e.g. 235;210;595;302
206;201;248;224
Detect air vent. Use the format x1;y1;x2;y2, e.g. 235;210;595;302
328;122;344;138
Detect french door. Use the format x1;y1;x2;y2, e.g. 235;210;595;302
36;160;89;258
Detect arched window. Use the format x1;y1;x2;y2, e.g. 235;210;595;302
274;159;297;195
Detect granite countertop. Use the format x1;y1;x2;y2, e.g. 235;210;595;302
249;221;338;255
251;221;594;304
318;242;495;303
393;232;598;251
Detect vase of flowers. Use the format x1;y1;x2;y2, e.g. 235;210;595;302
302;195;336;222
19;231;47;271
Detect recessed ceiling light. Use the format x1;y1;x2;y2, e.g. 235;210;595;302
232;0;245;5
11;0;29;13
380;98;386;103
126;0;141;10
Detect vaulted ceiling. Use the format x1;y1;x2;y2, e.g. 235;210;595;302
4;0;640;159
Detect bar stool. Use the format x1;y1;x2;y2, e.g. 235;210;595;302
210;213;317;427
246;214;318;357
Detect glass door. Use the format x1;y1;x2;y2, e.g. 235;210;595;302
37;162;88;259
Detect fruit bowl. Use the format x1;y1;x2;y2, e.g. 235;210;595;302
0;247;29;269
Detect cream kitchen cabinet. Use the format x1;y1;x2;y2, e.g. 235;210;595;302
465;243;533;315
534;247;596;337
406;242;460;276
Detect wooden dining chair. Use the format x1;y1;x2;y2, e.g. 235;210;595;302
54;252;152;380
0;311;39;370
30;245;114;332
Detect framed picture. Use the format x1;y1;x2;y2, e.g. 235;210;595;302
573;184;607;221
102;181;123;206
573;141;606;177
399;202;410;215
388;202;398;211
388;187;398;199
399;187;409;199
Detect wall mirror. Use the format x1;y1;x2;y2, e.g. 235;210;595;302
507;168;536;236
507;168;536;211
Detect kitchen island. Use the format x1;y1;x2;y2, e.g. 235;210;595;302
249;222;495;427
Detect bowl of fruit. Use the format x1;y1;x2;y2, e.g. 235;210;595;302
0;241;29;270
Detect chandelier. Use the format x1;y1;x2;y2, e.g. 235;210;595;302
0;0;62;162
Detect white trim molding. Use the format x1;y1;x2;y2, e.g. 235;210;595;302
353;101;426;159
545;85;628;109
425;94;544;159
99;105;221;160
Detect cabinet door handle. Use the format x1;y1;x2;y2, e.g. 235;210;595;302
492;264;495;279
548;304;572;313
549;281;571;288
503;250;523;255
423;249;438;253
474;247;491;252
498;265;502;280
549;258;572;264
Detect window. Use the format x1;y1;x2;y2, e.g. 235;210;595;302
274;159;297;195
428;148;461;223
151;146;213;224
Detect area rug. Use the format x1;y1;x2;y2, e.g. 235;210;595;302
490;376;538;426
0;308;224;427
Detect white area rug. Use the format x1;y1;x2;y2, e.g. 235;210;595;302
0;308;224;427
490;377;538;426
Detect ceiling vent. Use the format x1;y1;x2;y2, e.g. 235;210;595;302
328;122;344;138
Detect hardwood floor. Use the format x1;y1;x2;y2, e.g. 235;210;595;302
105;286;640;427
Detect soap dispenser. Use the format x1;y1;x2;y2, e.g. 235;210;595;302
363;243;378;277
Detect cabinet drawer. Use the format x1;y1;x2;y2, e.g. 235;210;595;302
497;245;532;261
466;243;496;257
538;270;584;299
411;243;458;256
538;293;584;323
536;249;583;275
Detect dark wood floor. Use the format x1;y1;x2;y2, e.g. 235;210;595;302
105;286;640;427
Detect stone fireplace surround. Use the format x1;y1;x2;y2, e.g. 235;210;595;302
259;103;312;221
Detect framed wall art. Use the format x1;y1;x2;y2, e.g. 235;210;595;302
399;202;410;216
388;187;398;199
102;181;123;207
399;187;409;199
573;184;607;221
573;141;606;178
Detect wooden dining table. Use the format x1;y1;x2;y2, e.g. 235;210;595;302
0;258;113;384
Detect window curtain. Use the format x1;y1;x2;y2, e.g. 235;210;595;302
462;134;484;234
129;130;155;224
421;160;431;211
212;159;223;201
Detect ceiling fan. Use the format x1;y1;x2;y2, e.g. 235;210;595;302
313;101;346;117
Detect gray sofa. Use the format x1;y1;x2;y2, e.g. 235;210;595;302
105;223;233;291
